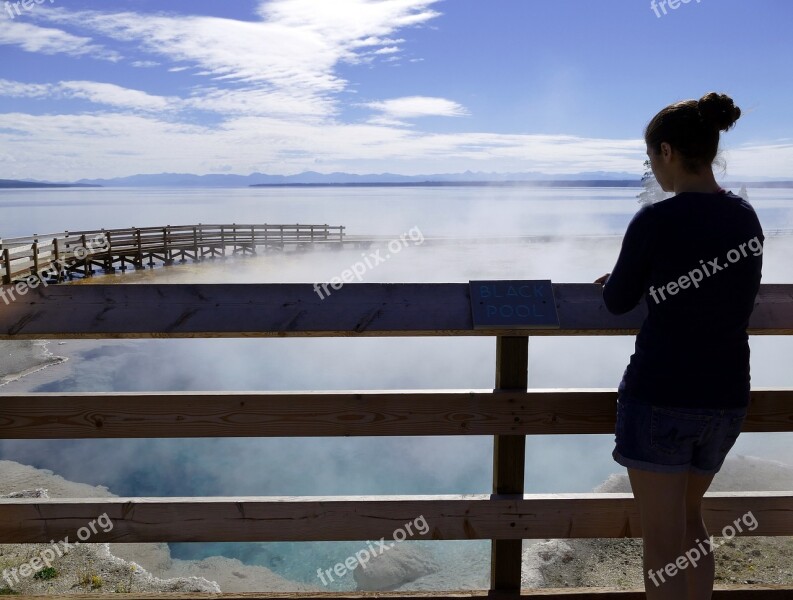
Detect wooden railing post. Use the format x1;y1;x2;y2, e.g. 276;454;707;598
63;231;70;279
53;237;63;282
492;335;528;591
2;248;10;284
31;236;39;277
135;228;143;269
194;225;200;261
163;226;173;265
77;234;86;277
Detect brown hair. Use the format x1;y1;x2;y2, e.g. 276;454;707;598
644;92;741;173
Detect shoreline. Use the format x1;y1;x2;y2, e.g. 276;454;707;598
0;340;67;388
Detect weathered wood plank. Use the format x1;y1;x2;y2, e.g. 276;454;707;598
6;586;793;599
0;388;790;439
0;492;789;543
0;283;791;339
8;585;793;599
492;337;528;591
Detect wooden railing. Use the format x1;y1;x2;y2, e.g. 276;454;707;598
0;223;345;283
0;282;792;599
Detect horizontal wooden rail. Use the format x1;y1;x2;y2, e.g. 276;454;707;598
8;588;793;599
0;388;791;439
1;283;792;339
0;492;790;543
0;224;343;246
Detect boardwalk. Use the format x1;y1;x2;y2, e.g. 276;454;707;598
3;224;792;286
0;223;345;284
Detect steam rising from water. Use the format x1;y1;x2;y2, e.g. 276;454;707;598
0;186;791;587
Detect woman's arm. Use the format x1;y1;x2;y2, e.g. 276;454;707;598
601;205;654;315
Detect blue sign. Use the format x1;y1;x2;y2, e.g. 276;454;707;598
469;280;559;329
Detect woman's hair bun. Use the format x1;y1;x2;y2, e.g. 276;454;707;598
697;92;741;132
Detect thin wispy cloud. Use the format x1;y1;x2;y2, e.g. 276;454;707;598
374;46;401;55
0;18;118;60
130;60;159;68
366;96;469;119
0;79;177;112
34;0;442;119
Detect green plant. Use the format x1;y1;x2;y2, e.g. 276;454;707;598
33;567;57;581
111;564;140;593
77;556;102;589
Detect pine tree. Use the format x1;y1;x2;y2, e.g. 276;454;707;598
637;159;670;206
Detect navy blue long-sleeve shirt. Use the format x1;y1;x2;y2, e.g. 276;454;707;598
603;190;764;409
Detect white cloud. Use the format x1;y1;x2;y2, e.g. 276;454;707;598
0;18;119;60
0;79;177;112
0;110;648;180
182;87;334;119
58;81;177;111
0;79;51;98
727;141;793;180
131;60;160;68
35;0;442;118
365;96;469;120
1;109;789;180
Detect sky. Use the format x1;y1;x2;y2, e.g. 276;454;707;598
0;0;792;180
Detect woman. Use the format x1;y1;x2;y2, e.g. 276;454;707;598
594;92;764;599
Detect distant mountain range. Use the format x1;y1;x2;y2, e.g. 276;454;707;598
1;171;792;188
72;170;645;187
0;179;100;189
69;171;793;188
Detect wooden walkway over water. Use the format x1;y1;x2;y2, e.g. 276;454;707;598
3;224;793;285
0;223;345;283
0;282;792;598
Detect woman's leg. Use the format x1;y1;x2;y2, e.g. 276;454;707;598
628;467;689;599
684;470;717;599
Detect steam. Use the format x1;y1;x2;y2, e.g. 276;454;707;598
0;185;790;585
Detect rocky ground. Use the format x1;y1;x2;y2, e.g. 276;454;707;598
533;455;793;589
0;460;322;595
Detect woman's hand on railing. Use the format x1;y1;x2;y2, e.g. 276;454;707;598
594;273;610;286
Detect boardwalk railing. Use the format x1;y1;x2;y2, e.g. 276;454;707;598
4;226;791;285
0;282;792;599
0;223;345;283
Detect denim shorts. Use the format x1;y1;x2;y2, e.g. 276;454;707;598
612;390;748;475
